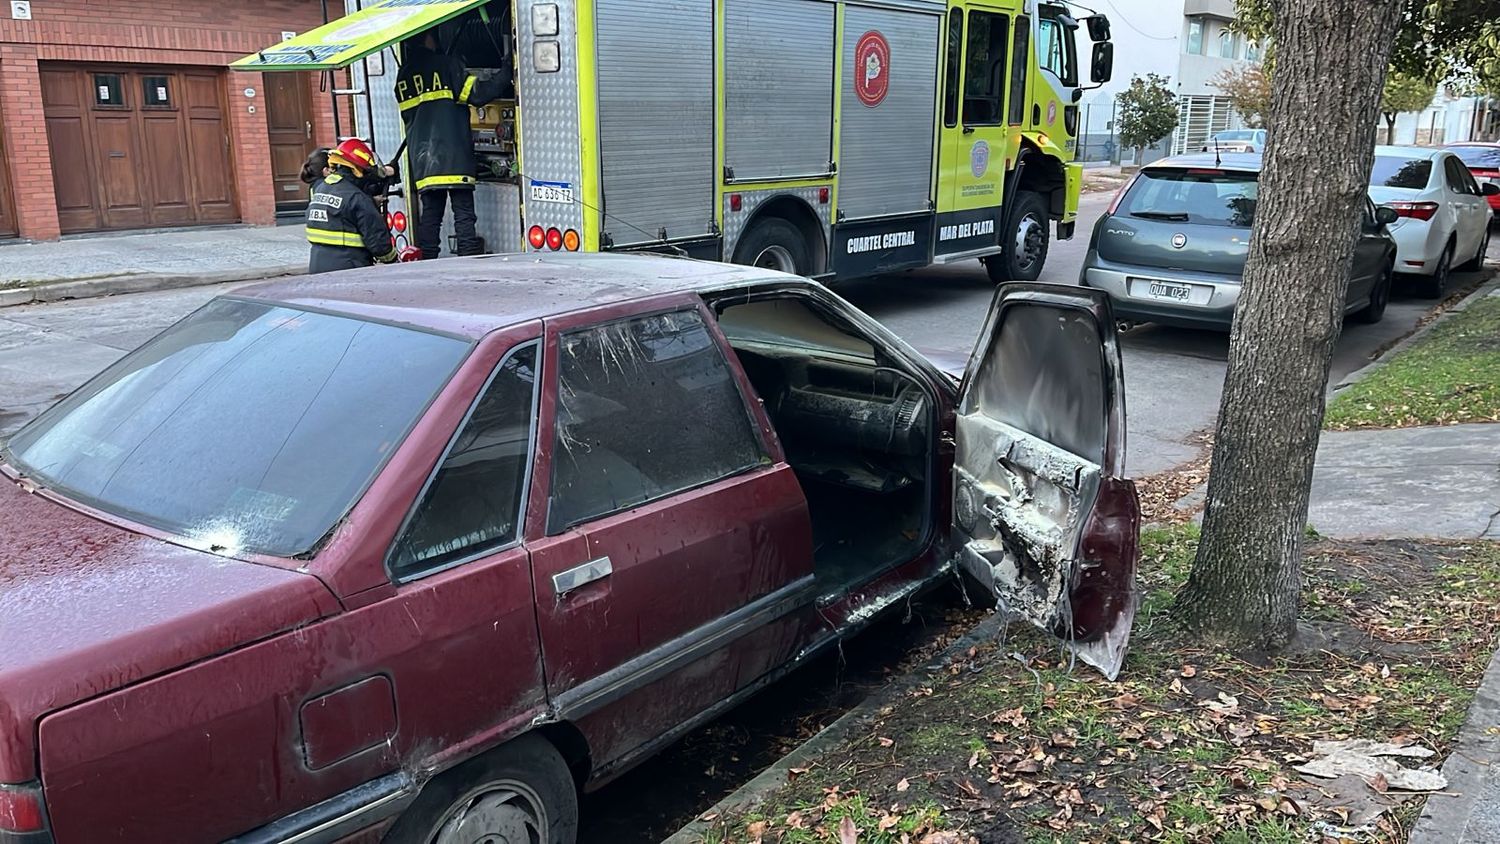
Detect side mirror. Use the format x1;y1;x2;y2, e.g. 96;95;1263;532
1091;42;1114;84
1483;183;1500;197
1375;206;1400;226
1084;15;1111;42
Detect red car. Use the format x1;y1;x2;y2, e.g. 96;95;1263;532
0;254;1138;844
1449;142;1500;214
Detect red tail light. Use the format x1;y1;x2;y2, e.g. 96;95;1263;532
528;225;546;249
546;228;563;251
0;782;46;833
392;211;408;233
1387;201;1439;221
1106;174;1139;215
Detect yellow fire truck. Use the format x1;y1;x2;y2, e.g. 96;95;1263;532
237;0;1113;281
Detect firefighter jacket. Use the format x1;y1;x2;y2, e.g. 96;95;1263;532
395;47;508;193
305;169;399;274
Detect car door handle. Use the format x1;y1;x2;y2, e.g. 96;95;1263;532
553;556;613;596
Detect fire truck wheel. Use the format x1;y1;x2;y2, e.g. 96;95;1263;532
985;190;1050;283
733;217;811;276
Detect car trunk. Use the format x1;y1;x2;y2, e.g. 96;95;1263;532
1097;166;1257;275
0;476;339;784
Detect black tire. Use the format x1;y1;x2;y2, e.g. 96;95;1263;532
385;734;579;844
984;190;1050;283
1354;263;1393;324
1459;225;1491;272
731;217;812;276
1417;242;1454;299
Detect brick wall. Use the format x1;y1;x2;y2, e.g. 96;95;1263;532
0;0;344;239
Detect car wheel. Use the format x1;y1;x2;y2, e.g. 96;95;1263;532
732;217;811;276
386;734;579;844
985;191;1050;283
1354;263;1392;324
1417;242;1453;300
1459;224;1491;272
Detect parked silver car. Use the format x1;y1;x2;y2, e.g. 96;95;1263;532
1080;153;1398;331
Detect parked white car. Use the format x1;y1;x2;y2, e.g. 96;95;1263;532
1368;145;1497;298
1200;129;1267;154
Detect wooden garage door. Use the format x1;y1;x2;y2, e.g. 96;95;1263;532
41;65;238;234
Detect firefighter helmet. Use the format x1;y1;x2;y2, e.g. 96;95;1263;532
329;138;377;176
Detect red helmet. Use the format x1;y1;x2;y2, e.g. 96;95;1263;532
329;138;377;175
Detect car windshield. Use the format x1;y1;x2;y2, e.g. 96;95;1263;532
1371;156;1432;189
3;298;469;557
1118;167;1259;228
1449;146;1500;170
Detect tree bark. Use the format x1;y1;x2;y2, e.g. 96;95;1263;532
1173;0;1404;651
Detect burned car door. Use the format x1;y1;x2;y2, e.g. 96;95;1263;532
952;284;1140;679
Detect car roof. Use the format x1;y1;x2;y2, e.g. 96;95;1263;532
1374;145;1445;159
1144;152;1262;171
233;252;795;339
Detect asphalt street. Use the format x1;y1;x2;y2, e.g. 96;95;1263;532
0;199;1492;477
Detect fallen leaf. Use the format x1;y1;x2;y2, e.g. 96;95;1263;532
788;767;809;781
1181;665;1198;678
897;777;911;793
746;820;768;843
1371;772;1389;793
839;815;859;844
879;814;901;832
957;779;982;798
879;737;896;748
786;810;807;830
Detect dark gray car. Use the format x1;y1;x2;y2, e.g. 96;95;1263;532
1080;153;1398;330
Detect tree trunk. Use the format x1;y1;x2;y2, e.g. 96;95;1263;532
1173;0;1404;651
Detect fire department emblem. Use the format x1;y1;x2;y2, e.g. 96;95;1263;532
971;140;990;178
854;31;891;107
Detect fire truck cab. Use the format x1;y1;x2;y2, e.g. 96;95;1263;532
238;0;1113;282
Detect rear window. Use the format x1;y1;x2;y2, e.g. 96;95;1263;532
1371;156;1432;189
1117;168;1259;228
4;299;469;557
1449;146;1500;170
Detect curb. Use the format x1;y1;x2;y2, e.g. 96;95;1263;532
0;264;304;309
1329;269;1500;396
1409;646;1500;843
661;613;1008;844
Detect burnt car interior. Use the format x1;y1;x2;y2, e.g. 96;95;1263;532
714;297;934;594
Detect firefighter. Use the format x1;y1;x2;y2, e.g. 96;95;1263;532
300;148;330;189
305;139;406;274
395;30;510;260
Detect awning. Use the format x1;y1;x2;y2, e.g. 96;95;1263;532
232;0;489;72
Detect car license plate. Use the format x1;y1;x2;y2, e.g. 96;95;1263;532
529;182;575;205
1147;280;1193;302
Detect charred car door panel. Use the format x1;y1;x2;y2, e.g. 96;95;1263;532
954;284;1139;679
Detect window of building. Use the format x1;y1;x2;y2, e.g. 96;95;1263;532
943;9;963;127
1186;19;1204;55
548;310;767;533
1245;39;1261;61
1218;30;1237;59
963;11;1009;126
1007;15;1030;125
94;73;123;107
143;75;172;108
389;343;540;577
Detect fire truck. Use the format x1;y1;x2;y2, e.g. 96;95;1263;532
237;0;1113;281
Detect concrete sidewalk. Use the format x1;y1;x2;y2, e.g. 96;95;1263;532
0;225;307;307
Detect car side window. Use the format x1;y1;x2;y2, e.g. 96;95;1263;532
548;309;768;533
1445;157;1473;195
389;342;539;578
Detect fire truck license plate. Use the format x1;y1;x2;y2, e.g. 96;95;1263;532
530;183;575;204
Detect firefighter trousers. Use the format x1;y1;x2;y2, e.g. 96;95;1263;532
417;187;482;260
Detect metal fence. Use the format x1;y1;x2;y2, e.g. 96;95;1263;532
1075;94;1172;166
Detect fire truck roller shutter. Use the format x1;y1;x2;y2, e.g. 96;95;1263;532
837;4;941;220
724;0;835;182
595;0;715;245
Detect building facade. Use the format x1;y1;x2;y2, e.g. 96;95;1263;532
1076;0;1262;163
0;0;346;241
